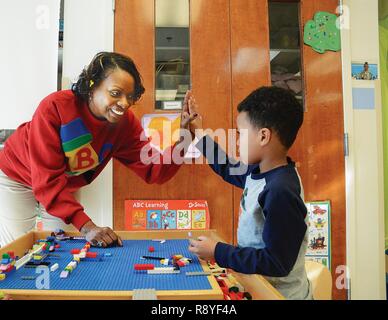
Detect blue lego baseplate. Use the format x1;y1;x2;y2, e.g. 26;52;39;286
0;239;212;291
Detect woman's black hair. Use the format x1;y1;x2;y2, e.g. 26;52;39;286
71;52;145;102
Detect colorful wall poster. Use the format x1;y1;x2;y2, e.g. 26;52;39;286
305;201;331;270
351;62;378;80
125;200;210;231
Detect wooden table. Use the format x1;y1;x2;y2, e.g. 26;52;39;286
0;230;283;300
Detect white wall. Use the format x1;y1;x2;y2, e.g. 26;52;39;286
342;0;386;299
0;0;60;129
62;0;114;228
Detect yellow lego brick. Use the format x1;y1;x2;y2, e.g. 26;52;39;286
0;274;6;281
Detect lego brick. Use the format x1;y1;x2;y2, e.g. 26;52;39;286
50;263;59;272
186;271;212;276
86;252;97;258
177;261;185;267
147;269;180;275
134;264;155;271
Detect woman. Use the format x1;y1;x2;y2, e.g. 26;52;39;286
0;52;192;248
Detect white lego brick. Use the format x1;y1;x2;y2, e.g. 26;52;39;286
60;271;69;278
147;268;180;274
185;271;212;276
50;263;59;272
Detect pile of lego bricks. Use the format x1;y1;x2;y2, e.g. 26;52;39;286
207;260;253;301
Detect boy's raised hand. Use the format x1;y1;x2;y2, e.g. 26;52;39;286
187;94;203;140
180;90;197;130
188;235;218;261
179;90;203;140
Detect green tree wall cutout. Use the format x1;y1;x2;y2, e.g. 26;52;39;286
304;11;341;54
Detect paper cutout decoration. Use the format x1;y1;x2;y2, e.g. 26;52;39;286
304;11;341;54
142;113;201;158
142;113;181;152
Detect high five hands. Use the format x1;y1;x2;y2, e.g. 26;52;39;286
180;90;203;140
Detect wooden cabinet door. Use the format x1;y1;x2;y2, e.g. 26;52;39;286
294;0;346;300
229;0;346;300
114;0;235;243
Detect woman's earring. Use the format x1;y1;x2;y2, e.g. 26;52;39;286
89;80;94;88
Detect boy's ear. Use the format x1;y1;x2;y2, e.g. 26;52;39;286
258;128;271;146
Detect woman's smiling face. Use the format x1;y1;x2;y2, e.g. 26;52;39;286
88;68;136;124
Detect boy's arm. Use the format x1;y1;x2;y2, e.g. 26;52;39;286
189;94;249;189
195;135;250;189
213;187;307;277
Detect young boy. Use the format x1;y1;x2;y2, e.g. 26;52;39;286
188;86;312;300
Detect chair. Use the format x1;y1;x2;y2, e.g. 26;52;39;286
305;260;332;300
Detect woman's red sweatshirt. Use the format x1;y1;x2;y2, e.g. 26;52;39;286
0;90;182;230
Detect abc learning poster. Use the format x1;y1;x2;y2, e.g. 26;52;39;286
125;200;210;231
305;201;331;270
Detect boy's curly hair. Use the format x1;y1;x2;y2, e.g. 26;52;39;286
237;86;304;149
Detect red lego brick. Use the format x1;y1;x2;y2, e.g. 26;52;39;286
134;264;155;271
176;260;185;267
86;252;97;258
221;287;229;295
55;244;60;249
71;249;80;254
7;252;15;259
148;246;155;253
229;292;241;300
216;279;227;288
4;265;14;273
